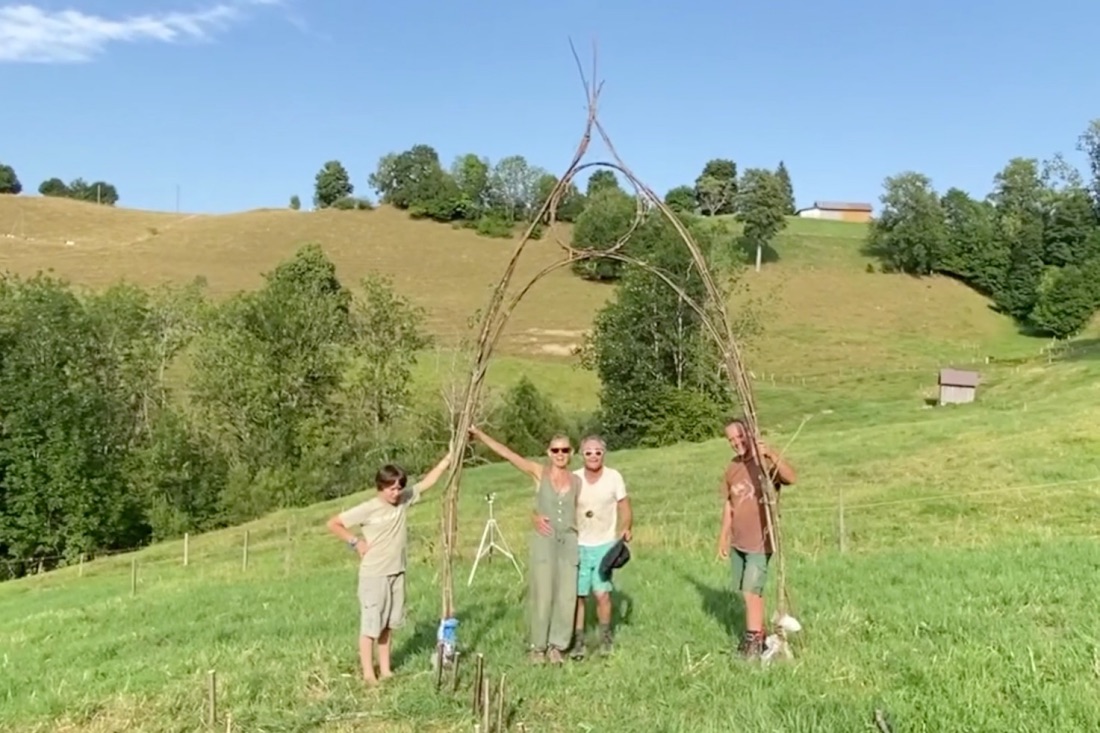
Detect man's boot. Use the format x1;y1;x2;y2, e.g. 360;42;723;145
736;629;765;660
598;624;614;656
570;630;586;661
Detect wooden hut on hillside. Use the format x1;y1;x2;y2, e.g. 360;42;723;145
938;368;980;405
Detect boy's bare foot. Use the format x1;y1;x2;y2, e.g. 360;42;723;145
528;649;547;665
547;647;564;665
363;676;379;687
379;671;394;681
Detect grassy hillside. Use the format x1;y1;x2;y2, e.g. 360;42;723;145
4;196;1100;731
2;194;1083;404
3;355;1100;732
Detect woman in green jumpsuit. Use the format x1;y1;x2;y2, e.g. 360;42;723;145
468;426;580;664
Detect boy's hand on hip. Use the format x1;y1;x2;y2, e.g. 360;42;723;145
533;513;552;536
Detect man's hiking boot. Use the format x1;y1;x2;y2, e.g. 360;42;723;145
737;629;765;660
598;627;614;657
570;635;586;661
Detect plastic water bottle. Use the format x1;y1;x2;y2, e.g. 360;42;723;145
437;617;459;665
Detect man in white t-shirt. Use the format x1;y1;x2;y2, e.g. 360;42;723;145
562;434;632;658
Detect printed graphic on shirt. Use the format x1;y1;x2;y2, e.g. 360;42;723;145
574;467;627;547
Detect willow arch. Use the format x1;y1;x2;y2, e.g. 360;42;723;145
434;44;794;666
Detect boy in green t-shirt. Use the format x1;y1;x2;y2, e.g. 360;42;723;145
326;452;451;684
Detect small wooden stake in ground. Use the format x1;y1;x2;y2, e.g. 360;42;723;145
242;530;250;571
838;487;847;554
472;654;484;717
481;673;490;732
207;670;217;728
495;673;506;732
224;711;232;733
130;557;137;596
284;520;292;576
434;645;445;691
451;651;462;693
184;533;190;567
874;709;892;733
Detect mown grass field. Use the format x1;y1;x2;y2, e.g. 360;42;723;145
0;195;1069;374
3;196;1100;732
3;355;1100;732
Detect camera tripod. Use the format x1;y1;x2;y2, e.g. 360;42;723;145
467;493;523;586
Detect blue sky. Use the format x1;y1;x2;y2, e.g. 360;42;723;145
2;0;1098;214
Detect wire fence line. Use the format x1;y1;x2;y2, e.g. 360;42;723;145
7;475;1098;584
403;475;1100;528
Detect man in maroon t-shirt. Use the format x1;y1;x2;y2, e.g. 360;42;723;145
716;418;797;659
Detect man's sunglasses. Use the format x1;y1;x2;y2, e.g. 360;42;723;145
584;450;603;457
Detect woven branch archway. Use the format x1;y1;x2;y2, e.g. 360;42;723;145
436;43;791;653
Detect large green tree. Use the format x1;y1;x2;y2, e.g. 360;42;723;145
586;170;621;198
0;163;21;194
189;245;355;515
0;277;149;571
664;185;696;214
1029;263;1100;340
988;158;1047;319
369;145;462;222
694;159;738;216
939;188;1003;294
582;212;737;448
865;172;946;274
488;155;545;223
775;161;796;215
736;168;789;271
570;188;637;281
534;173;585;223
313;160;354;208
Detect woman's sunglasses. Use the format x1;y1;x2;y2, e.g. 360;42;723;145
548;447;572;454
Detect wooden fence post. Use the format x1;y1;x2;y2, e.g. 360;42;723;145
207;670;217;728
284;520;292;576
242;530;250;571
130;557;137;596
838;488;847;554
183;533;190;567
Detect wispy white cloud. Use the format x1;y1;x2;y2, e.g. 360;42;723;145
0;0;282;63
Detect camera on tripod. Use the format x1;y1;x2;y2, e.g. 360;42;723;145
484;492;496;503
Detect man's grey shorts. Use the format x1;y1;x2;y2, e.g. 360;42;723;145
358;572;405;638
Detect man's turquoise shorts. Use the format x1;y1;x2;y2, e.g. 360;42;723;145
577;541;616;596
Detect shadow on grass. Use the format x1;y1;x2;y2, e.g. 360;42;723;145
1052;337;1100;363
576;589;636;631
680;572;743;639
737;236;780;267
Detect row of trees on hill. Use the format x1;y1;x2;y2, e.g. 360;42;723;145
0;214;751;578
865;119;1100;340
302;148;797;241
0;163;119;205
570;164;793;280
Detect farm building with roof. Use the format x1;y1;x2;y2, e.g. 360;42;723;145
796;201;874;223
